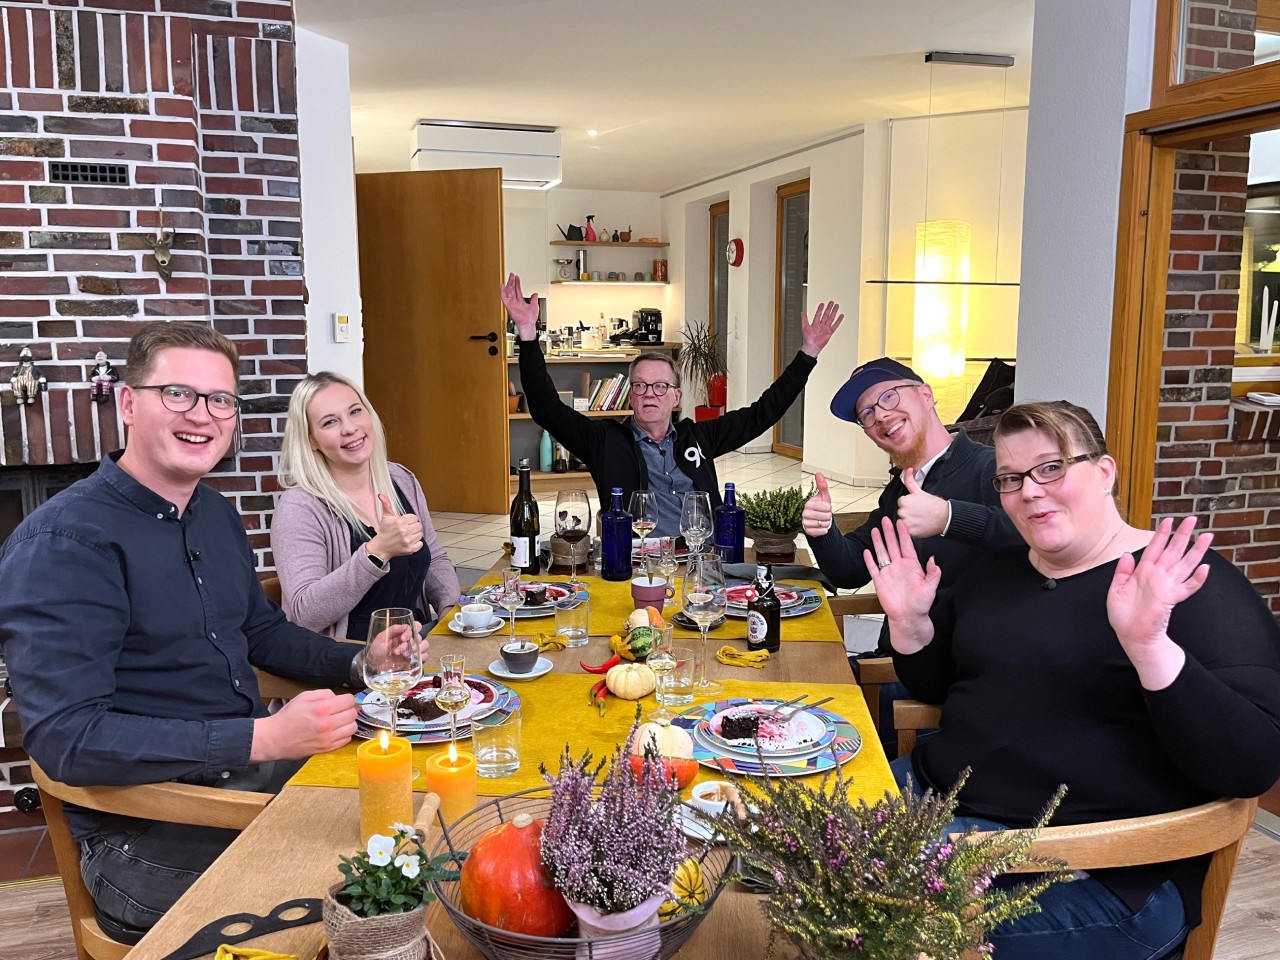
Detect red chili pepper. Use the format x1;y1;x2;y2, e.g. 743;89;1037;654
581;654;621;674
588;677;608;705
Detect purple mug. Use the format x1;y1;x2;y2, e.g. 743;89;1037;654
631;576;674;609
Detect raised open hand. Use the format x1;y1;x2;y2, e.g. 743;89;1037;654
799;300;844;357
500;273;541;339
896;467;949;538
1107;516;1212;659
801;472;834;536
863;517;940;654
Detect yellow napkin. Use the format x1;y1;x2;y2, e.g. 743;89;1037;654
214;947;297;960
531;631;568;652
716;646;770;668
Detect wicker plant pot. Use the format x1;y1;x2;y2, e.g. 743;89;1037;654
746;527;799;563
547;533;592;573
322;884;427;960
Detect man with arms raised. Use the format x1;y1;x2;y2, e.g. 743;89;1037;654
501;273;843;538
0;323;392;939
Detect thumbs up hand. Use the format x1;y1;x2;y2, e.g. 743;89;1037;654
367;493;424;561
896;468;950;538
802;472;835;537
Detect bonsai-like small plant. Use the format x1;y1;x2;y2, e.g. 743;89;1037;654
739;483;815;534
677;320;728;391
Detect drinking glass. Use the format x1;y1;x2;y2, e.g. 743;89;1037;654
628;490;658;577
473;707;521;778
554;488;591;587
655;536;678;590
363;607;422;740
436;653;469;745
682;555;727;696
646;624;677;721
680;491;713;561
498;567;523;646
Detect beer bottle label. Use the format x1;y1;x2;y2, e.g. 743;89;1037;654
747;611;768;646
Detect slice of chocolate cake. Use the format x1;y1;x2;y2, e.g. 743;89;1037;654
720;711;761;741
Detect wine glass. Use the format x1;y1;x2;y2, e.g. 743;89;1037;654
655;536;678;593
554;489;591;588
363;607;422;740
646;624;677;721
436;654;469;745
498;568;524;646
682;555;727;697
629;490;658;578
680;491;713;562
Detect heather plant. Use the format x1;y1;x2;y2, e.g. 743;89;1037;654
715;767;1070;960
540;719;685;914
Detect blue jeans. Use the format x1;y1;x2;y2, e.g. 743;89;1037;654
890;756;1189;960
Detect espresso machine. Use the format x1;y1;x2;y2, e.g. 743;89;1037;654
632;307;664;345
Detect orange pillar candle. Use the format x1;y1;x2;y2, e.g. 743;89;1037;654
424;742;478;825
357;731;414;843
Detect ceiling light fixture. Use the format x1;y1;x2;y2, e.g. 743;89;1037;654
410;120;562;190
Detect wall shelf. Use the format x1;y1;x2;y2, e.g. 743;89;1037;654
510;411;625;419
550;240;669;248
550;280;669;286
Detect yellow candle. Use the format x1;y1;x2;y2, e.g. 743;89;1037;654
357;731;414;843
424;742;477;825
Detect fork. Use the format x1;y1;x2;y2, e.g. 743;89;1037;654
762;693;809;718
777;695;834;722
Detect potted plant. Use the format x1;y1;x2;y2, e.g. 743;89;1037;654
323;823;461;960
540;722;687;958
739;483;814;562
713;768;1069;960
678;320;728;419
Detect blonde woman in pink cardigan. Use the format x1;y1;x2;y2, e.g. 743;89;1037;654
271;372;459;640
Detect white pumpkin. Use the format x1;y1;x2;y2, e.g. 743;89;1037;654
633;718;695;758
605;662;656;700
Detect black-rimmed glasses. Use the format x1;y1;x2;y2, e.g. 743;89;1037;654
631;381;676;397
856;383;923;427
992;454;1093;494
136;384;240;419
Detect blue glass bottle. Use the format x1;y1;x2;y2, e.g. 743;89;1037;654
713;482;745;563
600;487;633;581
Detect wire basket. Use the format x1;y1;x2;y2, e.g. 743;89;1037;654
428;787;733;960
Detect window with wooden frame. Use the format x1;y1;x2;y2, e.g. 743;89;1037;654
708;200;730;376
773;178;810;457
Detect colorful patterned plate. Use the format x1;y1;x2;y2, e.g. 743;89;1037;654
723;592;823;620
673;698;861;777
358;675;514;730
355;689;521;744
699;701;837;759
469;583;589;619
725;583;803;609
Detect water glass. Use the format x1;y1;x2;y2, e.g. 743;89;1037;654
473;707;521;778
658;646;696;707
555;594;590;647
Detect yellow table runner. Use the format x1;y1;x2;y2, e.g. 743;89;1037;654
435;574;841;643
290;674;894;803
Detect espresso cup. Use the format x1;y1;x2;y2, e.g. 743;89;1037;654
631;576;674;609
460;602;494;630
592;270;603;281
690;780;735;818
500;640;539;674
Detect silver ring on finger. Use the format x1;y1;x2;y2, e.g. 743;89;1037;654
878;559;891;569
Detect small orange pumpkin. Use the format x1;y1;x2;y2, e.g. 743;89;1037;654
458;813;573;937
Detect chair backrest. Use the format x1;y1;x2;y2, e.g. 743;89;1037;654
261;575;282;606
31;763;273;960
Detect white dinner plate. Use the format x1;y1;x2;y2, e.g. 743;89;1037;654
448;616;504;638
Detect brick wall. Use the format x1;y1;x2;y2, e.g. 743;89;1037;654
1154;135;1280;616
1182;0;1257;83
0;0;305;566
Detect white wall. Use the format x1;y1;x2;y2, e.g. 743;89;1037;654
660;133;865;482
296;28;364;383
1016;0;1156;420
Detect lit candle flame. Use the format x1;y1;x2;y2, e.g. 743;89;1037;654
447;741;458;764
379;730;390;754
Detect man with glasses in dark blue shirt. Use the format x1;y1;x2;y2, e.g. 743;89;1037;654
0;322;382;940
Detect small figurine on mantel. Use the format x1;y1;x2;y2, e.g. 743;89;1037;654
9;346;46;405
89;351;119;402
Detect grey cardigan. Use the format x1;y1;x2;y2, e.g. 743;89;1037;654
270;463;461;638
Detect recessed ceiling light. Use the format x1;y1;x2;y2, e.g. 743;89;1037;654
587;130;598;138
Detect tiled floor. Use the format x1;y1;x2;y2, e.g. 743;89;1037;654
431;451;880;579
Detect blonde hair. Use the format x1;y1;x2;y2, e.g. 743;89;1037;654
280;372;403;538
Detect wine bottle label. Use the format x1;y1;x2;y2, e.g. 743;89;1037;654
747;611;768;644
512;537;531;567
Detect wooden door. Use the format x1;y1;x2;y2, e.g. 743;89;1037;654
356;169;509;514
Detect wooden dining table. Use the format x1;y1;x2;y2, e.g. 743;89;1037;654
125;563;892;960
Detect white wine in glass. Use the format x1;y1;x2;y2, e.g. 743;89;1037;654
682;555;727;696
364;607;422;740
629;490;658;578
436;654;469;745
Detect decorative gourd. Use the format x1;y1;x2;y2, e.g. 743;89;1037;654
458;813;573;937
610;626;658;662
605;662;656;700
630;754;699;789
623;606;665;633
659;858;708;921
633;718;695;759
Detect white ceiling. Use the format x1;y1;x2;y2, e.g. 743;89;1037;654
295;0;1036;194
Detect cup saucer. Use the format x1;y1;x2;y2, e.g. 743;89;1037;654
487;656;553;681
449;616;503;637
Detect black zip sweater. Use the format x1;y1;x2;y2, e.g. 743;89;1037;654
518;341;818;507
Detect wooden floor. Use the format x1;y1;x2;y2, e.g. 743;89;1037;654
2;821;1278;960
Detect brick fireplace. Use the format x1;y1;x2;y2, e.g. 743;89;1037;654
0;0;306;865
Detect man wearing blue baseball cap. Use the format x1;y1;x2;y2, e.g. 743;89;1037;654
804;358;1020;751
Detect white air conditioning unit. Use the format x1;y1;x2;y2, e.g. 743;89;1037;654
410;121;562;190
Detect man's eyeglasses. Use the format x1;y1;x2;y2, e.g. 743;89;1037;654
856;383;922;427
136;384;241;420
991;454;1093;494
631;381;676;397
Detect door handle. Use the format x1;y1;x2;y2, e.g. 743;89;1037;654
469;332;498;342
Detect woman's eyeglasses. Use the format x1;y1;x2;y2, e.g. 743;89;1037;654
991;454;1093;494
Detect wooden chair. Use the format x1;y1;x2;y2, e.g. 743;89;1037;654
261;575;282;606
827;593;898;737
